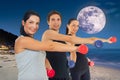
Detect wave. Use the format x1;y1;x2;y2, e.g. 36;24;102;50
87;49;120;69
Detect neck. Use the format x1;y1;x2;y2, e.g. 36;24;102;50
21;34;33;38
50;28;59;32
68;32;76;36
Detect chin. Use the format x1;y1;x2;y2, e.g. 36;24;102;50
29;32;35;36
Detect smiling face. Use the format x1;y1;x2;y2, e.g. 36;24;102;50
47;14;62;31
67;20;79;35
22;15;40;37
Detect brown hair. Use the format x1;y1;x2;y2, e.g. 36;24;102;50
66;18;77;34
47;10;62;22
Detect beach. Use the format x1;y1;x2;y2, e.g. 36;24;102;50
90;65;120;80
0;54;120;80
0;54;17;80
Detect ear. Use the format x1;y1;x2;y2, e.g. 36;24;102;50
47;20;49;26
22;20;25;26
67;24;69;29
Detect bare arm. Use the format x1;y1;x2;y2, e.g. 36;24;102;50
66;42;77;62
87;57;91;62
14;36;78;54
42;30;111;45
70;51;77;62
45;58;52;70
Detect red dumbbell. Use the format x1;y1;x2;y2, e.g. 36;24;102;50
78;44;88;54
110;36;117;43
88;61;94;67
46;69;55;78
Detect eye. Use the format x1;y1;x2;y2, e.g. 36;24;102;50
29;21;33;24
51;18;55;21
72;24;76;27
36;22;39;25
57;18;60;21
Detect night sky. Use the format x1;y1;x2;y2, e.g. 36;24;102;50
0;0;120;49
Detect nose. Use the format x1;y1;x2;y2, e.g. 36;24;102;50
54;20;58;24
32;23;38;29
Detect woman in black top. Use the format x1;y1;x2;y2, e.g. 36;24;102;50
65;18;90;80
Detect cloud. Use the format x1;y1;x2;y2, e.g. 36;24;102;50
105;8;118;14
105;2;116;6
103;1;120;18
114;13;120;18
85;1;101;6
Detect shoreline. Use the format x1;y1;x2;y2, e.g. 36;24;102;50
0;54;120;80
95;63;120;70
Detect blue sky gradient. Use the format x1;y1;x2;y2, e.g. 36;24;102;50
0;0;120;49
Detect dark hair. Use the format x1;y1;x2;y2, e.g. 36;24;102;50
20;10;40;37
66;18;77;34
47;10;62;21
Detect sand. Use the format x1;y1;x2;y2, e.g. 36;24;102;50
0;54;120;80
90;65;120;80
0;54;17;80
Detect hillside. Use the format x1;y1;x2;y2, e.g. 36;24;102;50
0;29;18;47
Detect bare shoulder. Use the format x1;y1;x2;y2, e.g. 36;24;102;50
15;36;29;44
14;36;26;54
15;36;35;53
15;36;35;49
42;29;58;41
43;29;57;35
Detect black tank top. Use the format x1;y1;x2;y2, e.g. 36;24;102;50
67;34;89;73
46;40;70;79
70;44;89;73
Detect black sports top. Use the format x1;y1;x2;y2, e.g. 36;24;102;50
67;34;89;73
46;40;70;79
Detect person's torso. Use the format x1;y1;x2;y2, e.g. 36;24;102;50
75;52;89;71
71;44;89;72
46;40;70;79
15;50;48;80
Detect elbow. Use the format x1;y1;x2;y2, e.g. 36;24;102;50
91;37;98;41
91;37;96;40
90;37;97;44
67;36;73;43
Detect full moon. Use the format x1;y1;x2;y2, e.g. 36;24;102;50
77;6;106;34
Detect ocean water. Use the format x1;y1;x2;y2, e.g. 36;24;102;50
87;49;120;69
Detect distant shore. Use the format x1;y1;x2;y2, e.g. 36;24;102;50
0;54;120;80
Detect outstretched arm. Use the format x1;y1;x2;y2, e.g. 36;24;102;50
42;30;111;45
15;36;78;54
